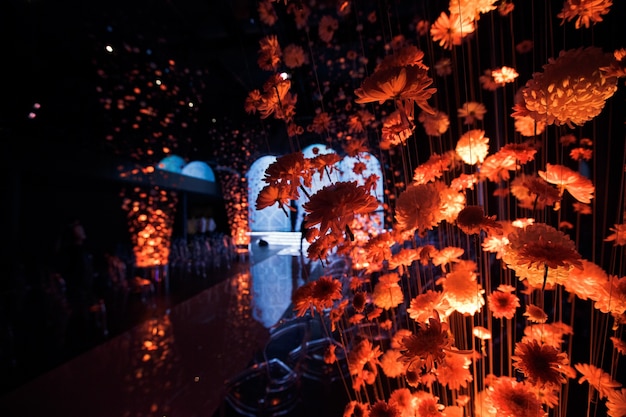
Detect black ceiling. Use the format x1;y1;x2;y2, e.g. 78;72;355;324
5;0;626;168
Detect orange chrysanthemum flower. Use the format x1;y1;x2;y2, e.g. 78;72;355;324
504;223;583;288
430;12;475;50
255;183;292;211
354;65;436;115
418;110;450;136
372;273;405;310
524;304;548;323
413;152;456;185
538;163;595;204
400;311;452;372
436;350;474;390
380;349;406;378
375;45;428;71
283;43;308;68
455;129;490;165
563;259;608;301
607;388;626;417
318;15;338;43
512;340;574;387
257;35;282;71
457;102;487;124
438;260;485;315
491;66;519;84
558;0;612;29
456;205;502;235
381;110;415;148
488;377;545;417
304;181;379;239
575;363;622;399
518;47;618;126
407;290;451;323
510;174;561;210
605;223;626;246
370;400;401;417
487;289;520;319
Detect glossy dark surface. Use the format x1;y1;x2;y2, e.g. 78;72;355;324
0;242;337;417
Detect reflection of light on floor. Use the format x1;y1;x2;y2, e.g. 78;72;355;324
250;253;294;328
276;247;303;256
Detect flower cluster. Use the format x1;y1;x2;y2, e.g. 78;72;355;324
245;2;625;416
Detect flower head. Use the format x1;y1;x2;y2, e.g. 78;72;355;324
558;0;612;29
457;102;487;124
512;340;574;388
400;311;452;372
355;65;436;114
518;47;618;126
455;129;490;165
488;289;520;319
304;181;379;239
430;12;475;50
488;377;546;417
575;363;622;399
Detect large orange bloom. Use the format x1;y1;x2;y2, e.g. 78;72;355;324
255;183;292;211
400;311;452;372
264;151;311;195
558;0;612;29
430;12;475;50
395;182;446;235
518;47;617;126
504;223;583;289
304;181;379;238
538;163;595;204
354;65;436;114
512;340;574;388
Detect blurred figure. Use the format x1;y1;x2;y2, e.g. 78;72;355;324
56;220;96;354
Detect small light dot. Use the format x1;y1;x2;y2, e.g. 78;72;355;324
194;376;200;382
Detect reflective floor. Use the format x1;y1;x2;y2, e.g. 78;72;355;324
0;240;347;417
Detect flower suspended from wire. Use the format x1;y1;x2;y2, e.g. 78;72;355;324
538;163;595;204
575;363;622;399
372;273;405;310
407;290;451;323
487;286;520;319
430;12;475;50
504;223;583;289
558;0;612;29
455;129;490;165
304;181;380;241
512;339;574;388
437;260;485;315
318;15;339;43
487;377;546;417
380;110;415;148
605;223;626;246
455;205;502;235
418;110;450;136
492;66;519;84
283;43;308;68
457;102;487;124
354;65;436;115
257;35;282;71
399;311;452;372
517;47;618;127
